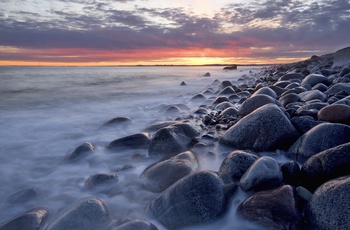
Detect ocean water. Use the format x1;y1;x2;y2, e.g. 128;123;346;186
0;66;263;229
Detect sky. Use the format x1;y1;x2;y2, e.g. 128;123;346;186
0;0;349;66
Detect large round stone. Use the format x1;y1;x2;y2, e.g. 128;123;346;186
252;86;277;98
148;122;200;157
46;197;111;230
62;142;94;163
107;132;150;151
301;143;350;191
305;176;350;230
219;150;259;182
145;170;234;229
239;94;280;117
325;83;350;96
301;74;330;87
237;185;301;230
278;73;304;81
299;90;327;102
286;123;350;163
0;207;48;230
220;104;299;152
141;151;199;192
317;104;350;125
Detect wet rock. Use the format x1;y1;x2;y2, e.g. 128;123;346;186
101;117;131;128
312;83;328;92
84;172;119;191
305;176;350;230
340;66;350;77
190;93;206;103
237;185;300;230
325;83;350;96
317;104;350;125
212;96;229;105
301;143;350;191
215;101;234;111
144;120;179;132
114;219;158;230
285;82;300;89
145;171;234;229
279;93;300;107
295;102;328;116
218;86;235;95
219;150;259;182
0;207;48;230
240;156;283;192
180;81;187;86
164;105;181;114
299;90;327;102
290;116;324;134
220;104;299;152
148;122;200;157
239;94;281;117
7;188;39;204
62;142;94;163
296;186;313;202
281;161;301;186
301;73;330;87
107;132;150;151
140;151;198;192
333;46;350;67
269;85;287;96
286;123;350;163
219;107;239;117
203;72;211;77
46;197;111;230
252;86;277;98
278;73;304;81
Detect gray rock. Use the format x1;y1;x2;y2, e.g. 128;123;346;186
269;85;288;96
62;142;94;163
240;156;283;192
285;82;300;89
299;90;327;102
301;74;330;87
317;104;350;125
237;185;301;230
46;197;111;230
290;116;324;135
212;96;229;105
220;104;299;152
279;93;300;107
140;151;198;192
239;94;280;117
219;150;259;182
107;132;150;151
190;94;206;103
215;101;235;111
296;102;328;116
84;172;119;191
252;86;277;98
145;171;235;229
312;83;328;92
7;188;39;204
305;176;350;230
278;73;304;81
114;220;158;230
286;123;350;163
164;105;181;114
101;117;131;128
281;161;301;186
148;122;200;157
301;143;350;191
144;121;179;132
340;66;350;77
325;83;350;96
332;46;350;67
219;107;239;117
218;86;235;95
0;207;48;230
296;186;313;202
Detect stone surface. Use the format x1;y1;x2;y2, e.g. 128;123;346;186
332;46;350;67
305;176;350;230
220;104;299;152
101;117;131;128
84;172;119;191
107;132;150;151
0;207;48;230
140;151;198;192
145;170;234;229
278;73;304;81
46;197;111;230
240;156;283;192
290;116;324;135
299;90;327;102
148;122;201;157
325;83;350;96
114;220;158;230
219;107;239;117
279;93;301;107
252;86;277;98
239;94;280;117
237;185;301;230
219;150;259;182
144;121;179;132
301;142;350;191
286;123;350;163
281;161;301;186
317;104;350;125
301;74;330;87
62;142;94;163
6;188;39;204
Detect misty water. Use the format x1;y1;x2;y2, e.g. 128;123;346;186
0;66;263;229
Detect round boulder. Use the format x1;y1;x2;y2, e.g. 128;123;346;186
239;94;281;117
278;73;304;81
301;74;330;87
145;170;235;229
84;172;119;191
286;123;350;163
237;185;301;230
305;176;350;230
107;132;150;151
62;142;95;163
219;150;259;182
240;156;283;192
140;151;199;192
252;86;277;98
317;104;350;125
220;104;299;152
0;207;48;230
325;83;350;96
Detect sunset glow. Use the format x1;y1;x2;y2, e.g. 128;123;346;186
0;0;349;66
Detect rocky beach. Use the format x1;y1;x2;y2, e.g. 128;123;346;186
1;46;350;230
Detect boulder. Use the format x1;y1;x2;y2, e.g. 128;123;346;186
46;197;111;230
212;96;229;105
144;120;179;132
220;104;299;152
218;86;235;95
114;220;158;230
219;150;259;182
281;161;301;186
237;185;301;230
164;105;181;114
290;116;324;135
279;93;300;107
252;86;277;98
325;83;350;96
317;104;350;125
107;132;150;151
101;117;131;128
240;156;283;192
215;102;235;111
286;123;350;163
145;171;235;229
332;46;350;67
239;94;281;117
62;142;94;163
312;83;328;92
301;143;350;191
148;122;200;157
190;94;206;103
0;207;48;230
301;74;330;87
219;107;239;117
278;73;304;81
340;66;350;77
305;176;350;229
299;90;327;102
140;151;198;192
84;172;119;191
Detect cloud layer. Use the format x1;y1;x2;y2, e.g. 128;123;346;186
0;0;349;65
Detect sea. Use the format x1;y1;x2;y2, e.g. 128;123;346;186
0;66;264;229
